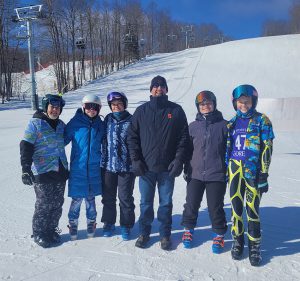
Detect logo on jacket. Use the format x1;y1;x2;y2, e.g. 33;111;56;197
168;113;172;119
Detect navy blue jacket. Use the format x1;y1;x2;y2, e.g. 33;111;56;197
102;111;132;173
127;95;189;172
188;110;228;182
65;109;105;197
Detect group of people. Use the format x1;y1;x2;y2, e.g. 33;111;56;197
20;75;274;267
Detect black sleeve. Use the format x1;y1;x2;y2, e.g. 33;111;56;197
126;109;143;161
175;108;190;163
20;140;34;168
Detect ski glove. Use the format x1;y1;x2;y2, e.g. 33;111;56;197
168;159;183;178
132;160;147;176
183;162;192;183
22;166;35;186
257;173;269;194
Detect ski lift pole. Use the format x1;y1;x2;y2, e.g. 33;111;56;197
27;20;38;110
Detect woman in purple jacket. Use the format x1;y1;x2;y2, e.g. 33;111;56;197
181;91;228;253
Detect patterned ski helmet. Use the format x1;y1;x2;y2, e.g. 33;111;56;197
232;84;258;110
195;90;216;111
107;91;128;109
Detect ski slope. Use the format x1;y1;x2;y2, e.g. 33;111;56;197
0;34;300;281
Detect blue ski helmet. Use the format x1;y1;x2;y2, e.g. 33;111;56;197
41;94;65;113
195;90;216;111
232;84;258;110
107;91;128;109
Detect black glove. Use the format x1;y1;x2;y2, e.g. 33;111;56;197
132;160;147;176
168;159;183;178
257;173;269;194
183;162;192;183
22;166;35;186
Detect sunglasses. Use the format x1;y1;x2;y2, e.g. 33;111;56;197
152;83;166;88
84;103;100;110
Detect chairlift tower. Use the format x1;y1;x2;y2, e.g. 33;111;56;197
181;25;193;49
12;4;43;110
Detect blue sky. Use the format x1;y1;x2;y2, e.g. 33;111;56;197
141;0;294;39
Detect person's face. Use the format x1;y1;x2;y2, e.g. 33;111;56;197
83;103;100;118
198;100;214;115
111;100;125;112
47;104;61;119
236;96;253;113
151;83;167;97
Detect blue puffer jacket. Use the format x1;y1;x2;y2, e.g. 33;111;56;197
102;111;132;172
65;109;105;197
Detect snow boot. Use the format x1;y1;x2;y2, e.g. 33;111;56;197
231;235;245;260
212;233;225;254
182;229;194;249
87;220;97;238
135;235;150;248
121;226;130;241
33;235;51;248
248;239;262;266
68;220;78;241
103;223;115;237
48;227;62;244
160;236;172;250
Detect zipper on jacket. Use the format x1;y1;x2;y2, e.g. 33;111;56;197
87;121;92;193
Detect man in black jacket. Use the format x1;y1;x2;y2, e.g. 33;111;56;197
127;75;189;250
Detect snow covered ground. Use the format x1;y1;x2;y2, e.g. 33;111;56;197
0;34;300;281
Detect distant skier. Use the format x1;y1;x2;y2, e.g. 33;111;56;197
226;84;274;266
64;94;105;240
127;75;189;250
181;91;228;253
20;94;68;248
101;92;135;240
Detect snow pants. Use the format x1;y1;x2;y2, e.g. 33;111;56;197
181;179;227;235
32;182;65;237
68;196;97;222
228;159;261;242
101;171;135;228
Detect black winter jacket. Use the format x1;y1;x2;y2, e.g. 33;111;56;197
187;110;228;182
127;95;189;172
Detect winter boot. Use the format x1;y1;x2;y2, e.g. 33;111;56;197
103;223;115;237
231;235;245;260
48;227;62;244
248;239;262;266
121;226;130;241
68;220;78;241
33;234;51;248
160;236;172;250
135;235;150;248
182;229;194;249
87;220;97;238
212;233;225;254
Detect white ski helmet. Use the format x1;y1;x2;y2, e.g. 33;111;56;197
82;94;102;106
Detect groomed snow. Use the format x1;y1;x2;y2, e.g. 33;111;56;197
0;34;300;281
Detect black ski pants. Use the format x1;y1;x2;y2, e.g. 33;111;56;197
181;179;227;235
32;182;65;237
101;171;135;228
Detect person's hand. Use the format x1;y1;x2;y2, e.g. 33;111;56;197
168;159;183;178
132;160;147;176
258;173;269;194
22;166;35;186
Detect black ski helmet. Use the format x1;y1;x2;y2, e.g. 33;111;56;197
41;94;65;113
195;90;217;112
232;84;258;110
107;91;128;109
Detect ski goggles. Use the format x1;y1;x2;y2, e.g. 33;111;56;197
49;98;64;108
107;92;123;102
196;91;215;104
84;103;100;111
232;85;258;100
